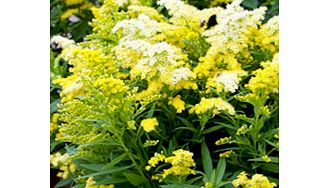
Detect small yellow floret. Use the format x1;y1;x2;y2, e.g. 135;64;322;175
168;95;185;113
141;118;159;132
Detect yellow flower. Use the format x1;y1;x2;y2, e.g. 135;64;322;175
127;120;136;130
239;53;279;102
61;9;79;20
146;152;166;168
85;177;116;188
143;140;159;147
145;165;151;171
232;171;249;187
149;149;196;182
189;97;235;116
249;174;276;188
215;137;232;145
202;182;214;188
232;172;277;188
168;95;185;113
261;155;272;163
236;124;249;135
50;152;75;179
50;113;60;133
219;150;235;158
64;0;84;6
141;118;159;132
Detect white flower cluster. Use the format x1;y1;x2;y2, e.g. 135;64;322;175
157;0;223;27
118;40;183;67
51;35;75;49
117;39;189;83
200;7;224;23
170;67;194;86
50;152;70;167
202;0;267;53
216;72;239;93
112;14;162;42
263;15;279;35
114;0;128;7
157;0;199;18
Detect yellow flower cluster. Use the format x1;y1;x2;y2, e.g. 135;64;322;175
145;152;166;170
64;0;84;6
236;124;249;135
202;182;214;188
246;55;279;94
143;140;159;147
253;16;279;54
50;113;60;133
53;75;83;102
219;150;235;158
189;97;235;116
85;177;115;188
141;118;159;132
262;155;272;163
93;77;128;96
239;53;279;102
146;149;196;182
215;136;232;145
127;120;136;130
168;95;185;113
127;5;165;21
232;172;277;188
50;152;76;179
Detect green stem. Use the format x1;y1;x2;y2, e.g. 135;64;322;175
117;135;150;186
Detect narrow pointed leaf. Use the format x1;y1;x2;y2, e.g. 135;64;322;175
201;139;213;177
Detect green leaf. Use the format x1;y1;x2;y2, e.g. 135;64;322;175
201;139;213;177
50;141;62;152
267;176;279;185
168;138;175;154
161;184;200;188
177;116;196;130
146;101;157;118
79;140;120;149
209;170;216;183
186;176;202;184
218;182;231;187
71;184;85;188
102;153;128;170
213;122;236;130
79;164;106;171
264;139;279;149
248;157;279;163
50;98;60;113
80;165;133;178
242;0;259;9
260;163;279;173
173;127;198;132
123;172;146;186
215;158;226;185
95;177;128;184
55;176;73;188
202;125;224;134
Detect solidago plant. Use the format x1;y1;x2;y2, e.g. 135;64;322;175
50;0;279;187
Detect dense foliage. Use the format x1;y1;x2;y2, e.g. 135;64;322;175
50;0;279;187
